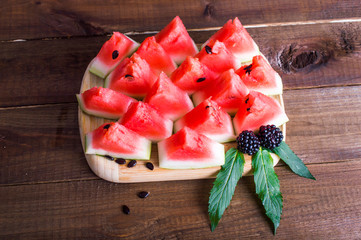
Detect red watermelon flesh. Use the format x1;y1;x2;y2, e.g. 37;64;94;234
85;122;151;160
233;91;289;134
170;56;218;94
236;55;283;95
119;102;173;142
136;36;177;76
202;17;259;63
158;127;225;169
195;40;240;74
175;97;235;143
104;53;157;98
193;69;249;114
89;32;139;79
77;87;137;119
144;72;194;121
155;16;199;64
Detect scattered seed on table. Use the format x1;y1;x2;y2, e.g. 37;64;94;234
115;158;126;165
127;160;137;168
145;162;154;170
122;205;130;215
138;191;150;198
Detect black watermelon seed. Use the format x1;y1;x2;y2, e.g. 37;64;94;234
122;205;130;215
112;50;119;59
125;74;133;78
138;191;150;198
247;107;251;112
115;158;126;165
245;98;249;104
127;160;137;168
244;64;253;74
103;124;111;130
196;77;206;82
205;105;210;109
146;162;154;170
205;45;212;54
104;155;115;161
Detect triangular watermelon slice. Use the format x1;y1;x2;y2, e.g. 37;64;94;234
85;122;151;160
158;127;225;169
195;40;239;74
170;56;218;94
155;16;199;65
193;69;249;114
136;36;177;76
119;102;173;142
89;32;139;79
174;97;235;143
233;91;289;134
144;72;194;121
201;17;259;63
104;53;157;98
236;55;283;95
77;87;137;119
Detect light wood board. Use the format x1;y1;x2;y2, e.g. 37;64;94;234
78;59;286;183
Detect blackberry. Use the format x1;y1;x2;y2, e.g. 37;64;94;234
258;125;283;149
236;130;260;155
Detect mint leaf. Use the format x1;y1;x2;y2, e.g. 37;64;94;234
208;148;245;231
272;141;315;180
252;148;283;234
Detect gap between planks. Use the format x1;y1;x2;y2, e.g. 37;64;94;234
1;159;359;188
2;17;361;43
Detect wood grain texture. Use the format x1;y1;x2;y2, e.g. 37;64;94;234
1;85;361;185
1;0;360;41
78;60;284;183
1;22;360;107
0;161;360;239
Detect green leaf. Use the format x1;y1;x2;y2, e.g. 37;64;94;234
252;148;283;234
208;148;245;231
272;141;315;180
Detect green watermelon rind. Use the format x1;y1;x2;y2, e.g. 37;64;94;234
157;139;225;169
85;132;152;160
76;94;121;120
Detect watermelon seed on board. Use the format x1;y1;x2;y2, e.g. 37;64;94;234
127;160;137;168
115;158;126;165
146;162;154;170
104;155;115;160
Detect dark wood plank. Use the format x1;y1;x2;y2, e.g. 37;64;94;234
1;0;360;40
0;103;95;185
1;85;361;185
1;21;360;107
0;160;360;239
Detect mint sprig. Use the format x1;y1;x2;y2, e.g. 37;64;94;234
252;148;283;234
208;148;245;231
272;141;315;180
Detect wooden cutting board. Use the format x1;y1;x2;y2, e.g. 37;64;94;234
78;59;286;183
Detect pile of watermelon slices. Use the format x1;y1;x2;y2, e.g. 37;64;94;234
77;16;289;169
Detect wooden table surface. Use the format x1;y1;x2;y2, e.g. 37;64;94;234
1;1;361;239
